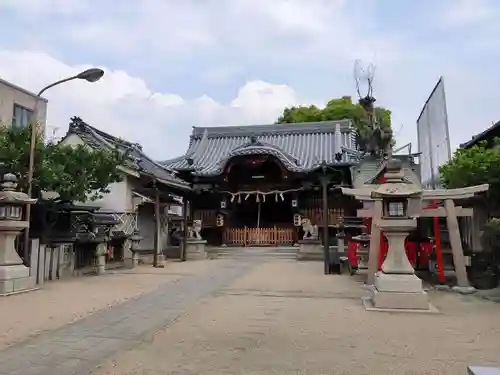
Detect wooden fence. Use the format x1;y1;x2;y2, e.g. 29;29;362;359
224;227;295;246
301;208;344;226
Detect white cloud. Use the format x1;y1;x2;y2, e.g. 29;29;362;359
0;50;309;159
1;0;500;167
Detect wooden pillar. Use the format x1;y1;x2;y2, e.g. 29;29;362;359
366;200;382;285
163;205;170;258
320;174;330;274
153;185;164;267
444;199;470;287
180;198;188;261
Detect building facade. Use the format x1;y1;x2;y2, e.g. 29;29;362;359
60;117;190;263
0;77;47;129
162;121;361;247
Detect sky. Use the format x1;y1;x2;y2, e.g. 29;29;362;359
0;0;499;160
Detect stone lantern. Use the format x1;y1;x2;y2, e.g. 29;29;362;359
368;159;430;310
129;229;143;267
0;172;38;296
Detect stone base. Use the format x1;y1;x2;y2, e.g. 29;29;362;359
154;254;166;268
452;285;477;295
371;287;431;310
297;239;322;261
186;240;207;260
362;293;438;314
0;264;37;296
369;271;431;310
374;272;423;293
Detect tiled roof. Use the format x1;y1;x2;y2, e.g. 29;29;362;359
460;120;500;149
65;117;191;191
162;120;357;176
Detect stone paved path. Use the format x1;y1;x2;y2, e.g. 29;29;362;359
2;258;500;375
0;259;258;375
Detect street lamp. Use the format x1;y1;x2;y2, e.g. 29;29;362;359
22;68;105;259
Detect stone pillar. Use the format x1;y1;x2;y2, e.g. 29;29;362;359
95;243;107;275
444;199;473;289
366;200;382;285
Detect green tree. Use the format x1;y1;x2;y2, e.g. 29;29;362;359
440;139;500;212
276;96;394;154
0;124;125;202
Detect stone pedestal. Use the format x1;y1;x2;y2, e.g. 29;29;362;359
297;239;322;261
369;272;430;310
185;239;207;260
0;222;36;296
95;243;107;275
154;253;165;268
131;251;140;267
364;231;433;311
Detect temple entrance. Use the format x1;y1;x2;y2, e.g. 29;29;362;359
225;195;295;246
230;195;293;228
222;154;297;246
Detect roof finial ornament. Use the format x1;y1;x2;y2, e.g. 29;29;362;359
250;135;258;144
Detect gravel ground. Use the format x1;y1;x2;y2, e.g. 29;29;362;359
92;261;500;375
0;260;220;350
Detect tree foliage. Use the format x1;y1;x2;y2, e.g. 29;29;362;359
440;139;500;211
0;124;125;202
275;96;394;154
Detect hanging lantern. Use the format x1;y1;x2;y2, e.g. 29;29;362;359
220;199;227;209
291;199;298;208
293;213;301;226
216;213;224;227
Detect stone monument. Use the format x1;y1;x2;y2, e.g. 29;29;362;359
297;218;322;261
0;172;38;296
185;219;207;260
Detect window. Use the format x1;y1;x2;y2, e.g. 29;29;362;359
386;200;406;217
12;104;33;128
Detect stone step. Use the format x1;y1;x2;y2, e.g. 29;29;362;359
212;247;298;259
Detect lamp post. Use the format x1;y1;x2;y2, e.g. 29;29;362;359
22;68;105;260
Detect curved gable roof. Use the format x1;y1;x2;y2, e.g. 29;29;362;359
163;120;357;176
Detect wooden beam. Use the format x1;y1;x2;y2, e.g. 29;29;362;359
357;206;473;218
422;184;489;200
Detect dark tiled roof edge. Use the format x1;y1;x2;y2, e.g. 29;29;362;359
190;120;352;139
65;117;191;190
459;120;500;149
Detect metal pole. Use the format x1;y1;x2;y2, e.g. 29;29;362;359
321;174;330;274
22;75;90;259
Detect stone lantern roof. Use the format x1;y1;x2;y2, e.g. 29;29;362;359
0;173;37;205
371;159;422;199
